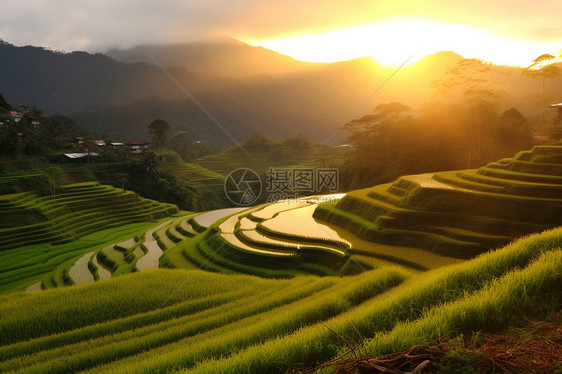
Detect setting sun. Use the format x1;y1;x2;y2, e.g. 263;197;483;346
248;18;562;67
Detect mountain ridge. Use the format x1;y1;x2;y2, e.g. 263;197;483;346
105;39;317;79
2;38;561;144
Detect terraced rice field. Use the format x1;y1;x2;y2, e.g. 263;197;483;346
259;204;351;250
6;145;561;292
136;222;169;270
0;182;178;251
250;201;309;220
0;181;188;292
0;145;560;372
162;158;224;190
25;281;42;292
0;227;559;373
161;193;463;277
181;201;343;274
193;144;350;177
192;208;247;229
68;252;95;285
91;255;111;281
39;215;196;289
0;221;166;293
316;145;562;258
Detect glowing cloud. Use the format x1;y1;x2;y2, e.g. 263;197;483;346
249;18;562;67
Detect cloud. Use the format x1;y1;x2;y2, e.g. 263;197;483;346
0;0;559;53
0;0;252;51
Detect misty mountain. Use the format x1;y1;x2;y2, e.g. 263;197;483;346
0;40;182;114
0;40;339;143
105;40;315;79
1;38;560;145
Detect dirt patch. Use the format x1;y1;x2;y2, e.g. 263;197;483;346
295;314;562;374
472;315;562;374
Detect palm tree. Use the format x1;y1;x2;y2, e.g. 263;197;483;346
524;54;560;124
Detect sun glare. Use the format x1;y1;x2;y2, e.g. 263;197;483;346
247;18;562;68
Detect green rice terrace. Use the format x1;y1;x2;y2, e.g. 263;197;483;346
0;144;561;373
193;142;349;176
315;144;562;259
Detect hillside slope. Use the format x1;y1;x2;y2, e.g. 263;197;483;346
4;39;561;145
0;41;342;143
0;181;178;251
105;40;315;79
192;142;349;176
316;144;562;258
0;226;559;373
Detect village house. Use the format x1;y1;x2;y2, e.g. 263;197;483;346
127;140;150;153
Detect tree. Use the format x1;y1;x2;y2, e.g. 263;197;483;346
148;118;170;152
345;102;412;147
281;134;312;150
0;92;12;114
341;103;417;188
13;105;47;156
168;131;193;160
495;108;533;152
524;54;560;124
44;115;87;140
83;139;101;165
115;172;129;190
130;150;164;180
432;58;504;102
243;132;273;151
45;166;63;200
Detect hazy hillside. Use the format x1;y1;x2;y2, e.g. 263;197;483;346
0;40;180;114
2;38;561;145
0;40;345;143
69;73;340;143
105;40;316;78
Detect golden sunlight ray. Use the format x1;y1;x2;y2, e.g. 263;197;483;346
248;18;562;67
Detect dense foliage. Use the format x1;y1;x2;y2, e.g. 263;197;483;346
0;97;88;158
341;101;535;190
167;131;218;161
122;150;227;211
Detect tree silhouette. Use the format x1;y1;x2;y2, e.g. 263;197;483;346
0;92;12;113
148;118;170;152
45;166;63;200
168;131;193;160
524;54;560;124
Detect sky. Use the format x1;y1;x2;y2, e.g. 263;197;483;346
1;0;561;67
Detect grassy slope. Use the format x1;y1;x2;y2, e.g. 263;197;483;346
316;145;562;258
185;228;561;374
164;205;369;278
0;178;182;293
0;157;96;194
193;144;349;176
161;154;224;189
92;152;225;200
0;227;559;373
0;219;173;293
